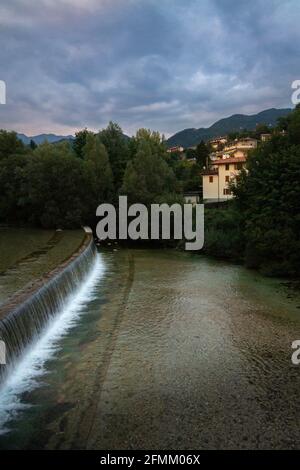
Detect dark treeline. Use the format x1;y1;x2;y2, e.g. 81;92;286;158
0;123;202;230
205;105;300;277
0;107;299;278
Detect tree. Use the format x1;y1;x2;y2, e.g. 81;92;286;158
185;148;197;160
253;124;271;139
24;146;88;228
277;115;291;132
227;131;239;141
195;140;210;168
0;153;29;223
171;159;201;192
121;137;178;206
73;128;92;159
133;128;167;156
83;133;114;203
232;105;300;276
288;103;300;145
29;139;37;150
0;130;26;159
98;122;129;191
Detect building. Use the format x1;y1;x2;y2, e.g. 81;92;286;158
222;137;257;153
260;133;272;142
202;137;257;203
209;136;228;150
211;137;257;161
167;146;184;153
202;169;219;201
202;156;246;203
183;191;201;205
235;137;257;149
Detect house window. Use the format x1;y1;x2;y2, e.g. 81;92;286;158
209;176;213;183
225;164;230;171
225;175;230;183
223;188;231;195
234;163;243;170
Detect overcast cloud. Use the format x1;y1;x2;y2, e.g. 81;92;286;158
0;0;299;136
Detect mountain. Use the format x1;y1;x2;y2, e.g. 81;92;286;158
17;132;130;145
166;108;292;148
17;133;74;145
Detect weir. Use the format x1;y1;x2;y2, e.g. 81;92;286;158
0;231;97;385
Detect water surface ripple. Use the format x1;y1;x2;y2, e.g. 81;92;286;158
1;249;300;450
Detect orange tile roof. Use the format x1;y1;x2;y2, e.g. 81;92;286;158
213;156;246;165
202;169;218;175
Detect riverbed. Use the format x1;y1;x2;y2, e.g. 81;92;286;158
0;248;300;449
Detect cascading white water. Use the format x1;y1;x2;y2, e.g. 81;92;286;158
0;245;105;434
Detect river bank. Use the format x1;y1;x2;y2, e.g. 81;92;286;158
0;227;87;308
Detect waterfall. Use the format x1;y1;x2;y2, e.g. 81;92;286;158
0;238;104;432
0;236;102;384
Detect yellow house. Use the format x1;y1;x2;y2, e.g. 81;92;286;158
202;137;256;203
202;156;246;203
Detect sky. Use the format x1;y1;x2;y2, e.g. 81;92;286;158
0;0;299;137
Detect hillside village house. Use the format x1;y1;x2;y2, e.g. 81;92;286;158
261;133;272;142
167;146;184;153
209;136;228;150
209;137;257;162
202;138;257;203
219;137;257;155
202;156;246;202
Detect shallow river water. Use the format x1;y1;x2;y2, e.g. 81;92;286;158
1;248;300;449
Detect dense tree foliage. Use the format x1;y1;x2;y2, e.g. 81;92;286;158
232;109;300;276
24;145;88;228
170;159;202;192
205;105;300;277
73;128;91;159
0;153;29;223
82;133;114;221
204;205;245;260
98;122;130;191
121;130;179;206
195;140;210;168
2;106;298;278
0;130;26;160
0;125;185;230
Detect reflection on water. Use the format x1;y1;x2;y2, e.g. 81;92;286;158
0;249;300;449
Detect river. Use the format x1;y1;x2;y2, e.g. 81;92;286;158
0;248;300;449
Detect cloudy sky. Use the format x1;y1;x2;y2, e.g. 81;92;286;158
0;0;299;137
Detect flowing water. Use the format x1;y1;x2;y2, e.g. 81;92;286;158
0;248;300;449
0;241;97;384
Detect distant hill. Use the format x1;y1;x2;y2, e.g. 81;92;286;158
17;133;74;145
166;108;292;148
17;132;130;146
